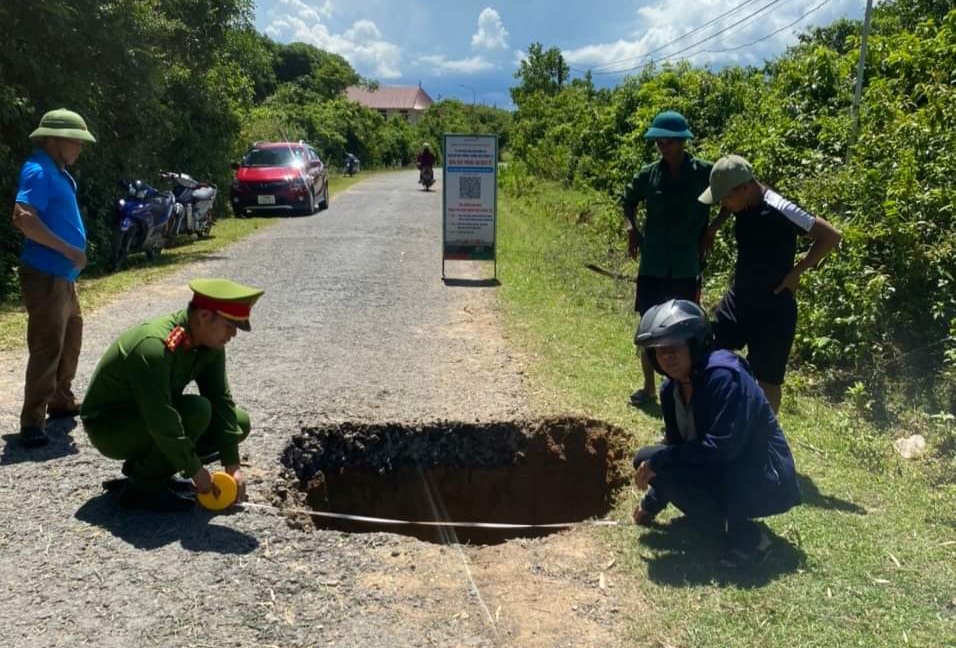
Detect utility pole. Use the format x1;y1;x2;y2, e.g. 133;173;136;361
846;0;875;163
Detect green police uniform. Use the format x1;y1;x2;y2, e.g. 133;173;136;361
81;279;263;490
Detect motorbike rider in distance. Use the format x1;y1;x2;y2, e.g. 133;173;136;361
417;143;436;190
344;153;359;176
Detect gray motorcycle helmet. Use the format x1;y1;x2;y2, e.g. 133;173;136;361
634;299;712;375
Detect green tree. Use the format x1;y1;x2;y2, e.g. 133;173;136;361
225;28;278;101
414;100;512;166
511;43;570;107
876;0;956;30
0;0;257;299
797;18;863;54
273;42;360;101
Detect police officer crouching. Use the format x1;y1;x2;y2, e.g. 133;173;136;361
80;279;263;512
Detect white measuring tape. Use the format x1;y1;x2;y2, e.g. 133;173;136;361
239;501;620;529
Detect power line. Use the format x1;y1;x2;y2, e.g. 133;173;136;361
692;0;834;56
571;0;800;76
580;0;769;72
576;0;794;74
594;0;796;74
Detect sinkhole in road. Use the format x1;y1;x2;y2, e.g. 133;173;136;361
279;417;631;544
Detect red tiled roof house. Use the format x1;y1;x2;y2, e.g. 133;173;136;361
345;85;434;124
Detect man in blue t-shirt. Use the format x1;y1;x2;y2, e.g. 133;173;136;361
699;155;841;413
11;108;96;447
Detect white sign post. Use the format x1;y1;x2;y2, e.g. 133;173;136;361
442;134;498;279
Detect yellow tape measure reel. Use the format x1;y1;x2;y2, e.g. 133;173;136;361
196;472;238;511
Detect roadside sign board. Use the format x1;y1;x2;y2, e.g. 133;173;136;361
442;134;498;275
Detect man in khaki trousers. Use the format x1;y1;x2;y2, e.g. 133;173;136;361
11;108;95;447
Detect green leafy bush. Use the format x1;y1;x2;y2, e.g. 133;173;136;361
506;2;956;419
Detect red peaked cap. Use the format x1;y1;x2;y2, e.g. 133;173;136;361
188;278;264;331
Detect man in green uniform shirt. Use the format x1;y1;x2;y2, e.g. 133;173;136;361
620;111;717;407
81;279;263;512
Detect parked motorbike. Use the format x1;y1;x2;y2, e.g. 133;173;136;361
160;171;217;243
110;179;179;271
418;165;435;191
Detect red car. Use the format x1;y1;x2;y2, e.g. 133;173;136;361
230;141;329;216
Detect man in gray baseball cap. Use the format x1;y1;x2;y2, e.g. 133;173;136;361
12;108;96;447
698;154;841;412
697;154;754;205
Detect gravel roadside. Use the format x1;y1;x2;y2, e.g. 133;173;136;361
0;171;639;647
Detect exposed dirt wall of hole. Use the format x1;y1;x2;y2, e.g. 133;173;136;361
278;417;635;543
284;416;633;478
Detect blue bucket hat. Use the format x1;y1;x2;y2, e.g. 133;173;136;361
644;111;693;140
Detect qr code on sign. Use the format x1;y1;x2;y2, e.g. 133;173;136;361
459;176;481;200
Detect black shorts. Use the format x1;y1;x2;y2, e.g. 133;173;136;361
635;275;700;315
713;288;797;385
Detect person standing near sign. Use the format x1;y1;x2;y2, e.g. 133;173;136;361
620;111;716;408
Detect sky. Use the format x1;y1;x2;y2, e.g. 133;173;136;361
254;0;873;109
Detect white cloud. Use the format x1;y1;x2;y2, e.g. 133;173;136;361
563;0;863;73
263;2;402;79
343;19;383;42
512;49;527;69
274;0;330;22
471;7;509;50
417;54;496;75
264;19;291;38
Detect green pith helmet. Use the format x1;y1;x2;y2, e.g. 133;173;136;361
29;108;97;143
188;278;264;331
635;299;712;375
643;111;693;140
423;142;430;149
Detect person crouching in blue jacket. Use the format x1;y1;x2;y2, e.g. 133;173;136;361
631;299;800;567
